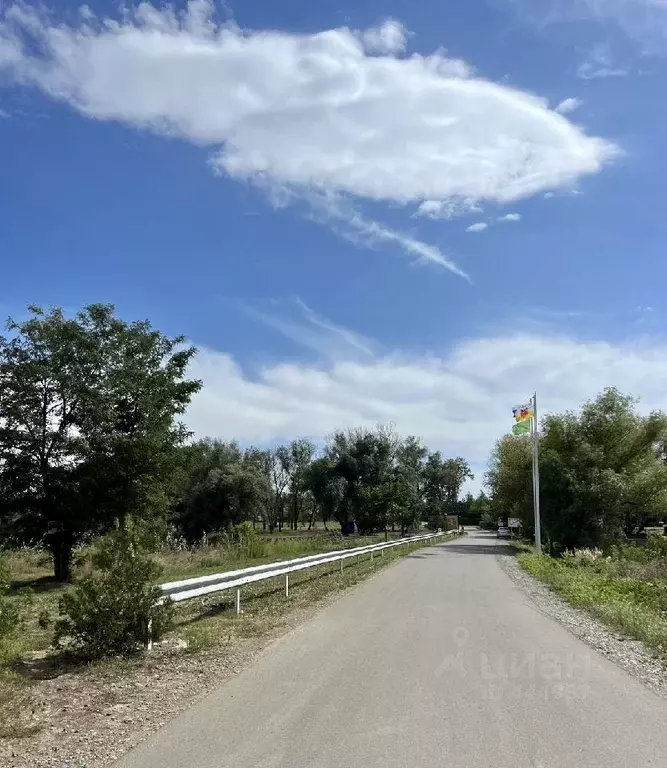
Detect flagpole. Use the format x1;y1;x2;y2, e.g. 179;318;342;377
532;392;542;553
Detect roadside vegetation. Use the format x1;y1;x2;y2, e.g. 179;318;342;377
0;303;469;742
487;386;667;653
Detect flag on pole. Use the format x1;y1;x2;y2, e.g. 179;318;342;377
512;403;534;423
512;420;531;435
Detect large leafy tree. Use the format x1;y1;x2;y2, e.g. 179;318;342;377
539;388;667;551
326;426;397;534
392;436;427;534
0;304;200;579
174;441;271;540
486;388;667;552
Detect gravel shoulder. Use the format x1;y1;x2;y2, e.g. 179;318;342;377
499;549;667;699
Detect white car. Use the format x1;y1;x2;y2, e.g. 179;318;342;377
497;526;511;539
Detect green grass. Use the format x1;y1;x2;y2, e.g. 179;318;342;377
1;533;393;660
518;552;667;654
0;532;451;740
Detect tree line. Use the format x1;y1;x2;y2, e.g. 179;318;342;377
486;387;667;553
0;304;476;581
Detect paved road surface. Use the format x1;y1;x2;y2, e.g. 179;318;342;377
117;530;667;767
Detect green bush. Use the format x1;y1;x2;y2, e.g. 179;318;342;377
0;557;19;642
54;522;173;660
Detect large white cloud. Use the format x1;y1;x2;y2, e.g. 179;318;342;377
0;0;617;208
186;331;667;484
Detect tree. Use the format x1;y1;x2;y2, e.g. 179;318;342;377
276;439;315;530
325;426;398;533
485;388;667;552
485;435;533;533
539;388;667;551
423;453;473;530
392;436;427;534
174;441;271;540
0;304;200;580
305;457;344;530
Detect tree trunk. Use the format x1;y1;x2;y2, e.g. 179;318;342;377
50;530;73;581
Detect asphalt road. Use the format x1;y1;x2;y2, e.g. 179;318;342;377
116;530;667;768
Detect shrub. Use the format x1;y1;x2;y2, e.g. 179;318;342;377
0;557;19;642
561;548;605;568
54;522;173;660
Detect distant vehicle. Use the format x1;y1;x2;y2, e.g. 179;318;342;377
497;526;511;539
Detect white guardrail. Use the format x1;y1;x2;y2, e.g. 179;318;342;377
158;530;456;614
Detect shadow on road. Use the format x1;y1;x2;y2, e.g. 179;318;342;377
410;542;514;557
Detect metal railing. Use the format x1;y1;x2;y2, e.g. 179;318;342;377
159;530;456;612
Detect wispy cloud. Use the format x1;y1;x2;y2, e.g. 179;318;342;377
466;222;488;233
498;213;521;223
555;98;582;114
308;192;471;280
340;212;471;280
242;298;376;359
577;62;628;79
512;1;667;56
577;42;629;79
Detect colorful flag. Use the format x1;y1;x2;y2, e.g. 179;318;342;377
512;420;531;436
512;403;534;423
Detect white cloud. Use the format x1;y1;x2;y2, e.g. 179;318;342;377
360;20;406;55
466;222;488;233
498;213;521;222
0;0;617;211
186;331;667;481
555;97;582;114
415;198;483;220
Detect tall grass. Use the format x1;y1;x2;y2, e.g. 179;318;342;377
518;542;667;654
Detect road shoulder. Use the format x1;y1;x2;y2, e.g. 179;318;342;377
499;551;667;699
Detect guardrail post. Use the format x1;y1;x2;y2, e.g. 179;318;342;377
285;573;289;598
370;551;374;563
235;588;241;615
340;559;344;574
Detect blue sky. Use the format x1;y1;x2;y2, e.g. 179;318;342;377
2;0;667;487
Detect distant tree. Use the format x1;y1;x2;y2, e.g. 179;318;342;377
325;426;397;534
174;441;271;540
306;457;345;530
0;305;200;580
392;436;427;534
276;439;315;530
485;435;533;533
423;453;473;530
